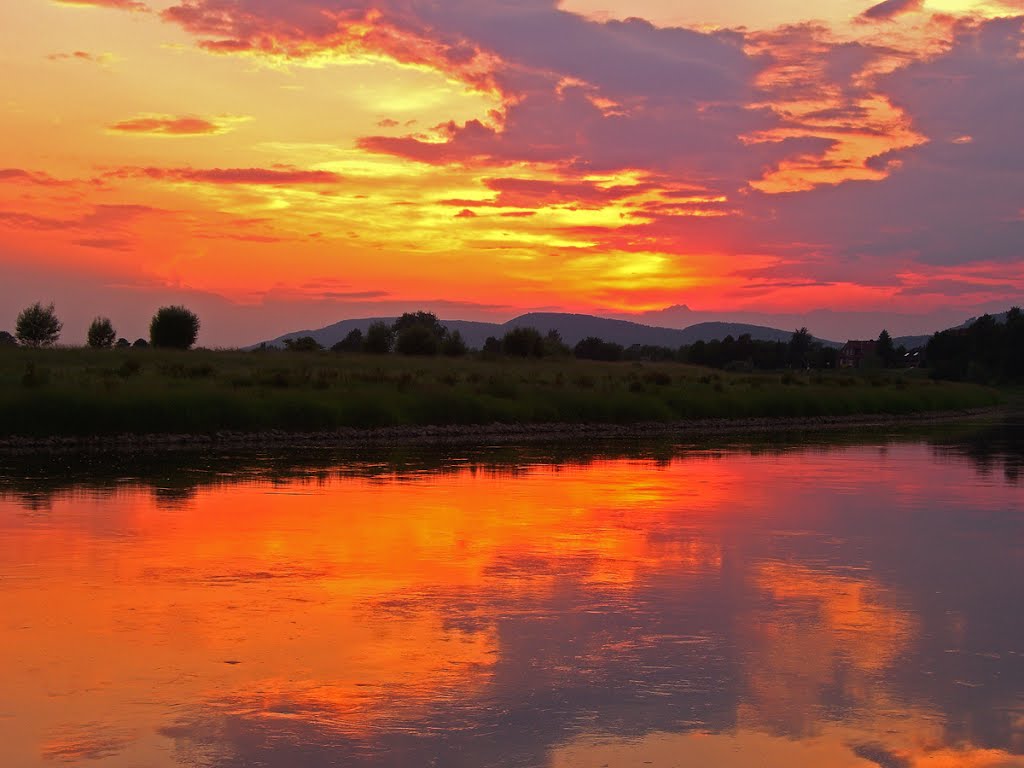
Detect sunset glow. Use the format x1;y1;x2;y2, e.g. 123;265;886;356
1;0;1022;344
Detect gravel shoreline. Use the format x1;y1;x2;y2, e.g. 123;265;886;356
0;407;1007;454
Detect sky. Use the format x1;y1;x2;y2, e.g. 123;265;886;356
1;0;1022;345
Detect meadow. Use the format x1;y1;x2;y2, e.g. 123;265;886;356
0;346;1003;437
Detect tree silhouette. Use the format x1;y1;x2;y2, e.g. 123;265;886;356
442;330;468;356
788;327;812;368
364;321;394;354
16;302;62;348
150;306;199;349
331;328;364;353
396;324;440;355
502;327;544;357
877;329;897;368
0;331;16;348
283;336;322;352
87;317;117;349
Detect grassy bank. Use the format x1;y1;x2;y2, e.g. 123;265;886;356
0;347;1003;437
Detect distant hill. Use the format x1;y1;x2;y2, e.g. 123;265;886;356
254;312;837;351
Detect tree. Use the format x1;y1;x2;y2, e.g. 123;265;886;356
283;336;323;352
87;316;117;349
393;311;446;339
0;331;16;348
574;336;624;361
877;329;897;368
482;336;502;358
364;321;394;354
133;338;150;349
115;338;131;348
542;329;570;357
150;306;199;349
16;302;62;348
331;328;364;353
502;326;544;357
392;311;448;355
442;329;468;357
396;324;440;355
788;327;812;368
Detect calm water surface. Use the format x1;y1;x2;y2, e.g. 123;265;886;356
1;430;1022;767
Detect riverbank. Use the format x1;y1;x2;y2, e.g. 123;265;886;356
0;407;1010;454
0;347;1003;442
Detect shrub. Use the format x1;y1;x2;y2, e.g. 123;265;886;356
132;338;150;349
0;331;16;348
150;306;199;349
16;302;62;348
87;317;116;349
283;336;323;352
574;336;623;361
115;338;130;348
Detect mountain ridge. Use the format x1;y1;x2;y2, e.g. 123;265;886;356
253;312;840;351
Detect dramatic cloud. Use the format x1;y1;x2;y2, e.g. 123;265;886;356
6;0;1021;343
108;115;245;136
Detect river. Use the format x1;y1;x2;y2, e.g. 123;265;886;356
1;425;1022;767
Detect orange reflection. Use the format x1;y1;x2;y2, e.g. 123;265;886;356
0;448;1020;767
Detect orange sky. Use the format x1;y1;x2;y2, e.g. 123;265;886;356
1;0;1022;345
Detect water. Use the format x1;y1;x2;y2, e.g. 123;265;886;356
0;428;1021;767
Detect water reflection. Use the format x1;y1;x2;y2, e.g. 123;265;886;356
0;427;1022;767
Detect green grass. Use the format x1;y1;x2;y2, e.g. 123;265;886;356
0;347;1004;437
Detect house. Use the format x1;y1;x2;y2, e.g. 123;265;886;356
839;340;877;368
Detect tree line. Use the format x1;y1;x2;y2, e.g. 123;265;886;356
7;302;1020;380
1;302;200;350
926;308;1023;383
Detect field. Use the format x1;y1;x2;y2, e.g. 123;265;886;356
0;346;1003;437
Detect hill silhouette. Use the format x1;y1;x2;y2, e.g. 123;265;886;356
254;312;838;351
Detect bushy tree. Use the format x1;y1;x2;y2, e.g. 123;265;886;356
150;306;199;349
115;337;131;348
393;311;446;339
133;338;150;349
788;327;812;368
331;328;364;353
393;311;448;355
502;326;545;357
364;321;394;354
0;331;16;348
396;324;441;355
87;316;117;349
16;302;62;348
283;336;323;352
